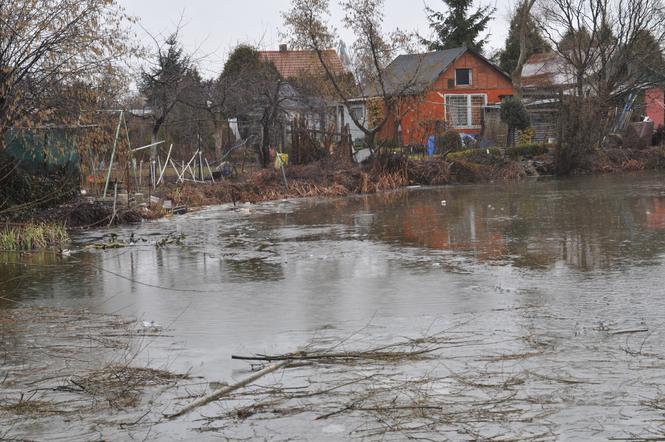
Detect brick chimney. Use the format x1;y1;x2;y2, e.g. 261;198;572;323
279;44;288;52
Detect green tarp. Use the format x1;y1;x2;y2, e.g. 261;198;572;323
4;128;80;174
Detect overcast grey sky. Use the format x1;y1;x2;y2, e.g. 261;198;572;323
118;0;513;78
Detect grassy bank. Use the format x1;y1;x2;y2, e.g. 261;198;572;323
0;222;70;251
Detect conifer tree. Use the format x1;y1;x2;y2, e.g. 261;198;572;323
498;3;550;74
421;0;495;52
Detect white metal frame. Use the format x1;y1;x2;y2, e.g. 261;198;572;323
444;93;488;129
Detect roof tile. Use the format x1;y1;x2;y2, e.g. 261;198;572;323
259;49;346;79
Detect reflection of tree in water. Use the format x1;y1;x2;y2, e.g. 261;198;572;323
208;174;665;273
258;175;665;272
506;186;665;271
0;251;100;306
647;198;665;230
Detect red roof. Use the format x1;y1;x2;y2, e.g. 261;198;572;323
259;49;346;79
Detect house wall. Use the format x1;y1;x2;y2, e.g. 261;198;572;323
645;87;665;127
337;104;367;143
378;52;515;146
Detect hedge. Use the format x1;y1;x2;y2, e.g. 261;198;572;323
446;143;552;161
447;147;502;161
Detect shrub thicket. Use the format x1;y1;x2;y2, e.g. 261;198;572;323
439;130;463;153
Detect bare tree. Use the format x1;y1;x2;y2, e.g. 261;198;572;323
282;0;419;152
537;0;665;99
139;30;193;160
536;0;665;173
0;0;134;148
512;0;539;97
202;77;230;160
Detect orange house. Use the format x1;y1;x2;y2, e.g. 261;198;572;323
368;47;515;145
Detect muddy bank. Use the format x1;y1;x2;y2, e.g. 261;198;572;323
162;154;553;209
583;146;665;174
1;199;149;229
163;146;665;209
6;146;665;228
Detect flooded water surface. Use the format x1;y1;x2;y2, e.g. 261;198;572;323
4;172;665;440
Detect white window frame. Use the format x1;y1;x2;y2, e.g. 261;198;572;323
455;68;473;86
350;105;365;123
444;94;487;129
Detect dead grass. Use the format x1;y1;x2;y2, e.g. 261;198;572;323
71;366;188;409
0;399;64;416
584;146;665;174
161;154;549;211
163;160;400;208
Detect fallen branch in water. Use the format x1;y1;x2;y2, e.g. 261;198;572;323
231;336;443;363
231;348;436;363
525;369;600;385
609;328;649;336
167;361;290;419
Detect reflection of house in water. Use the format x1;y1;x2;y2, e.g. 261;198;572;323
352;212;376;235
390;196;616;271
647;199;665;230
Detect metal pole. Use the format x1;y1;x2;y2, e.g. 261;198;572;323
108;181;118;227
157;144;173;186
205;158;215;183
103;112;123;198
198;151;204;181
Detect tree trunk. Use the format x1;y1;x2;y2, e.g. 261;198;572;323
365;132;376;154
260;123;271;168
511;0;537;99
212;119;224;161
150;121;162;161
0;126;6;151
576;72;585;97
